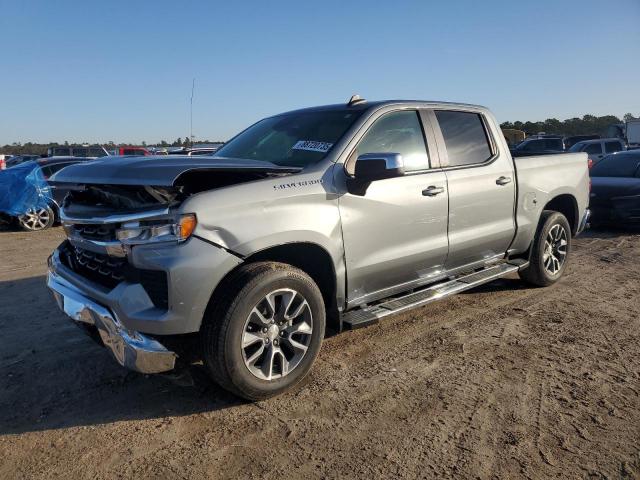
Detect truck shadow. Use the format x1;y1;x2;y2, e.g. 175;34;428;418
0;275;244;436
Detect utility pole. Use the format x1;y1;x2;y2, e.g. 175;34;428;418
190;78;195;146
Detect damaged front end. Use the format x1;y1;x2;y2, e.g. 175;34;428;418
47;156;297;372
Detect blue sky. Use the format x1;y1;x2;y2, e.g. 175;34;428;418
1;0;638;145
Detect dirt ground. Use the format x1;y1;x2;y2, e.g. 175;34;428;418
1;225;639;479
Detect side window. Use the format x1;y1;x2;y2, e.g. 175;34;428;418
40;166;54;178
435;111;493;166
545;139;563;151
605;141;622;153
54;147;71;156
353;111;429;172
584;143;603;154
522;140;542;152
72;148;89;158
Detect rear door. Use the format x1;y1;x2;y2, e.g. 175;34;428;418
339;109;449;306
431;109;516;270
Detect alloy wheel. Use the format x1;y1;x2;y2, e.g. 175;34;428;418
543;223;568;275
241;288;313;381
18;208;52;231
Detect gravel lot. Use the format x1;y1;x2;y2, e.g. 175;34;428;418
1;225;639;479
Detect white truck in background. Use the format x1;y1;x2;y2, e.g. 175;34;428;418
627;119;640;149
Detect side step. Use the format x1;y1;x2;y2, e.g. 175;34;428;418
342;262;522;330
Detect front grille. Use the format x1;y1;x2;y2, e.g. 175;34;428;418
73;224;118;242
59;242;168;309
73;248;127;288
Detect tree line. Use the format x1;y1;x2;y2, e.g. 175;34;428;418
500;113;638;137
0;137;225;156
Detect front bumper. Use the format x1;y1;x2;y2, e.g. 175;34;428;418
48;270;177;374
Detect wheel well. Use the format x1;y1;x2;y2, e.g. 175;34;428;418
543;194;578;235
242;243;340;333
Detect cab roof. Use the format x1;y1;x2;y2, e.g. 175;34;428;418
276;99;488;117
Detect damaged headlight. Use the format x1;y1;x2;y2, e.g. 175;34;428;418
116;214;197;244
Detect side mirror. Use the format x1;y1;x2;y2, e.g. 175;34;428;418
353;153;405;181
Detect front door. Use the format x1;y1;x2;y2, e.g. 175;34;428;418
338;110;449;306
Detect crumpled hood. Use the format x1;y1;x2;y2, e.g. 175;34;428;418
51;155;302;186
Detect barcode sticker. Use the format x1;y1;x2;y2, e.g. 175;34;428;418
291;140;333;153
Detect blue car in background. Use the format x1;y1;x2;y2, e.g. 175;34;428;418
0;157;92;231
589;151;640;226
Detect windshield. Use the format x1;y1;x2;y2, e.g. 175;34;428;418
214;109;364;167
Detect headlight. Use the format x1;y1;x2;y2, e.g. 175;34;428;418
116;213;197;244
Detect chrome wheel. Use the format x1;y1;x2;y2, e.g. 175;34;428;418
241;288;313;381
543;224;567;275
18;207;52;231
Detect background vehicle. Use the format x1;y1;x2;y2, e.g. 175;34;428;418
5;154;41;168
589;150;640;225
47;145;109;158
0;154;14;170
510;136;565;155
114;146;150;156
564;134;600;149
501;128;526;146
0;157;93;231
167;144;223;156
569;138;625;165
48;99;589;400
627;119;640;149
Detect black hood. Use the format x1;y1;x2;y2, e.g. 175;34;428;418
51;155;302;186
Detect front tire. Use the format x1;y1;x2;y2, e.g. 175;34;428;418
519;210;571;287
201;262;325;401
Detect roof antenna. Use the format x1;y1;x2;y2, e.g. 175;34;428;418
348;94;366;106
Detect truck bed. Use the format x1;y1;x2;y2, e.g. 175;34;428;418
509;152;590;254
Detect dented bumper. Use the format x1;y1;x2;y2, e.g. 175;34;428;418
48;236;243;335
48;270;177;374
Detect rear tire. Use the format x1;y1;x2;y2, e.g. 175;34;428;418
201;262;325;401
519;210;571;287
17;206;55;231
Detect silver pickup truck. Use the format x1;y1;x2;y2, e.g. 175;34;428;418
47;97;590;400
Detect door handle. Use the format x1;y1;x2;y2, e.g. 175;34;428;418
496;176;512;186
422;186;445;196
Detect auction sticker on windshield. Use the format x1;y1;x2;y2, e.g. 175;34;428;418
291;140;333;153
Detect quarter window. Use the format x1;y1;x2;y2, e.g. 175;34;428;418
435;111;493;166
605;141;622;153
584;143;603;154
353;111;429;172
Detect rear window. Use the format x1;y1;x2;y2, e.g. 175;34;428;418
590;153;640;178
435;110;493;166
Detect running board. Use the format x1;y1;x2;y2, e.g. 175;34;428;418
342;262;522;330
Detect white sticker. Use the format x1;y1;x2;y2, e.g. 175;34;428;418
291;140;333;153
